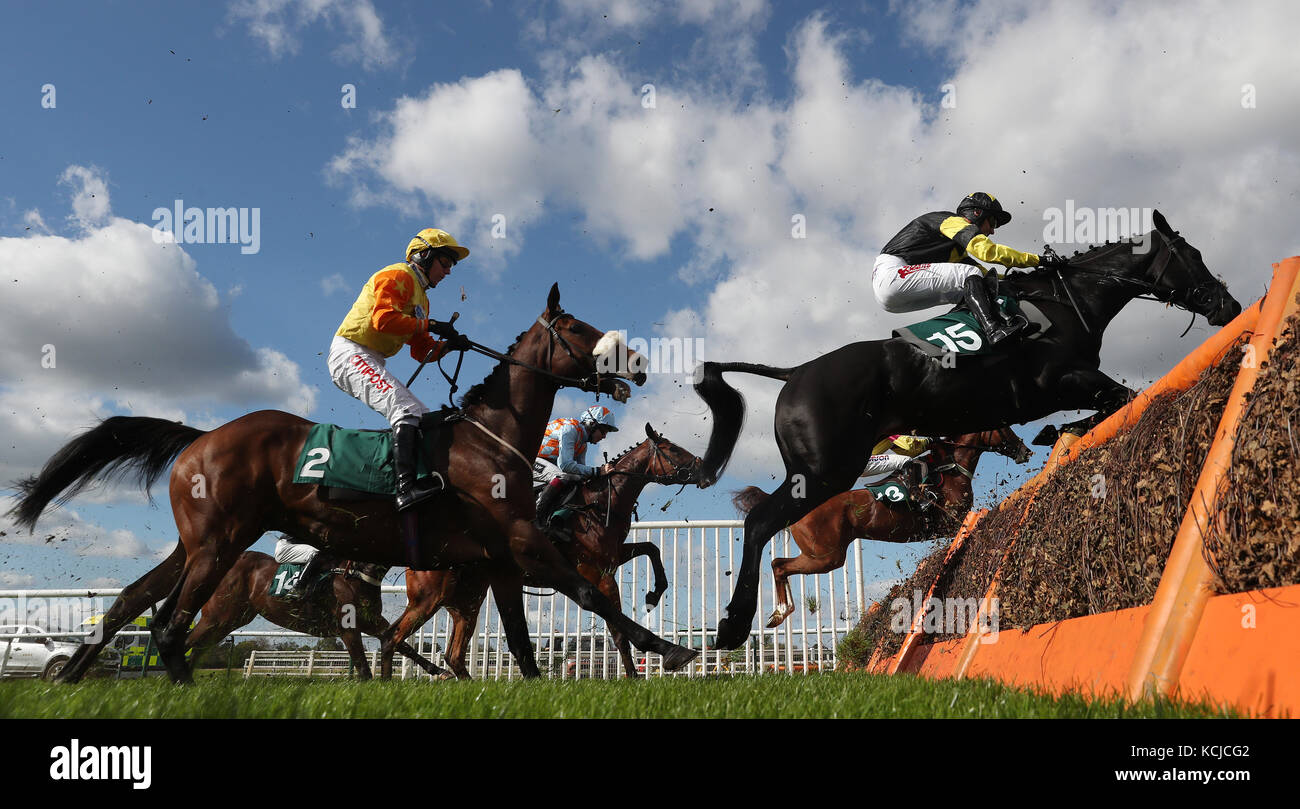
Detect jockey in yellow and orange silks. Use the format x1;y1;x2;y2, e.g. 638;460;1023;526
327;227;471;512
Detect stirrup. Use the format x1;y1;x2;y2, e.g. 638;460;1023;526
289;555;328;600
396;474;443;512
987;314;1029;345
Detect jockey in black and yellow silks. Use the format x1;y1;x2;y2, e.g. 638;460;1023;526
873;192;1065;344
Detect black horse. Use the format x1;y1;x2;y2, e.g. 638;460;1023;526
694;211;1241;649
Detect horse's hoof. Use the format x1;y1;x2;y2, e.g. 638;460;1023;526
645;592;662;610
661;644;698;673
765;609;788;629
714;617;748;650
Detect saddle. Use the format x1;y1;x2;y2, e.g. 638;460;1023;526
294;408;459;503
532;481;581;542
893;296;1052;360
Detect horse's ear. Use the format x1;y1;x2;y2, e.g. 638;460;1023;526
1152;209;1173;237
547;283;561;315
645;422;662;441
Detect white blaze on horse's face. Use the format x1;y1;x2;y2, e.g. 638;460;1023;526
594;331;649;381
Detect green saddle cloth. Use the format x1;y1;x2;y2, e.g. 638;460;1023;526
292;423;437;494
864;480;916;510
893;296;1024;358
269;562;304;597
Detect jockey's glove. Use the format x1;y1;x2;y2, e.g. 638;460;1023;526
429;319;461;338
443;333;472;352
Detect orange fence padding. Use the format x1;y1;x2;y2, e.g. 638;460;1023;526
867;257;1300;718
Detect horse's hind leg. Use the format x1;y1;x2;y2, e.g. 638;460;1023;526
379;571;451;680
716;473;855;649
506;519;697;671
154;542;245;684
58;542;186;683
768;513;853;629
441;569;489;680
591;570;640;679
339;623;372;680
183;590;257;676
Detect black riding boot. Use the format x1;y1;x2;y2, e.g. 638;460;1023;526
534;480;568;530
291;552;330;601
394;422;441;512
963;274;1025;345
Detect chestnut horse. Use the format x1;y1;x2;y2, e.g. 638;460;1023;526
185;551;444;679
379;424;702;679
10;284;699;682
733;427;1030;629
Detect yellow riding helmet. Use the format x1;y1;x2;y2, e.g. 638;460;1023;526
406;228;470;263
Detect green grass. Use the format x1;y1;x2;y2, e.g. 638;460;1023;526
0;673;1238;719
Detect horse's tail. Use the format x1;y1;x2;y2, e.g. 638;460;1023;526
731;486;769;515
6;416;207;532
694;361;795;487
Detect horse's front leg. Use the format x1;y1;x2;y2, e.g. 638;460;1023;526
1053;367;1137;419
618;542;668;611
487;567;541;679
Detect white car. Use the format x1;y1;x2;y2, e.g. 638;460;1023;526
0;624;81;680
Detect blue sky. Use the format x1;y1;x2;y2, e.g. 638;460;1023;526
2;0;1298;600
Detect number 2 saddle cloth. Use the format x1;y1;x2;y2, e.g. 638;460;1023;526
290;409;453;496
893;297;1052;359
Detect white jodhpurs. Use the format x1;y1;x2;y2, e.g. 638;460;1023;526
327;335;430;428
274;537;318;565
872;253;984;314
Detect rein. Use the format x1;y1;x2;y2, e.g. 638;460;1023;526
581;440;697;527
1015;232;1217;334
463;313;614;395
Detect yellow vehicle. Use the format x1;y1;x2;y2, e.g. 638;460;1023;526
81;614;192;678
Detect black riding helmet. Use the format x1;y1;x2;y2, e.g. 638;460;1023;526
956;192;1012;227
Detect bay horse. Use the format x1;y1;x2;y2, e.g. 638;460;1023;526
184;551;443;679
378;423;702;680
9;284;699;682
733;427;1029;629
694;213;1242;648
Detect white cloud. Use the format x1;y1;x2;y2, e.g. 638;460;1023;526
330;2;1300;487
22;210;49;234
0;166;317;484
59;165;111;230
329;69;545;274
0;572;36;586
228;0;400;71
321;272;348;295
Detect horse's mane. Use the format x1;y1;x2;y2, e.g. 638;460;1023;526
458;329;530;407
607;437;649;466
1011;232;1154;284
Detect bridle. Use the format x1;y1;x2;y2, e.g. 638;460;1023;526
924;434;1026;484
571;438;700;529
1018;231;1225;336
442;309;623;399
